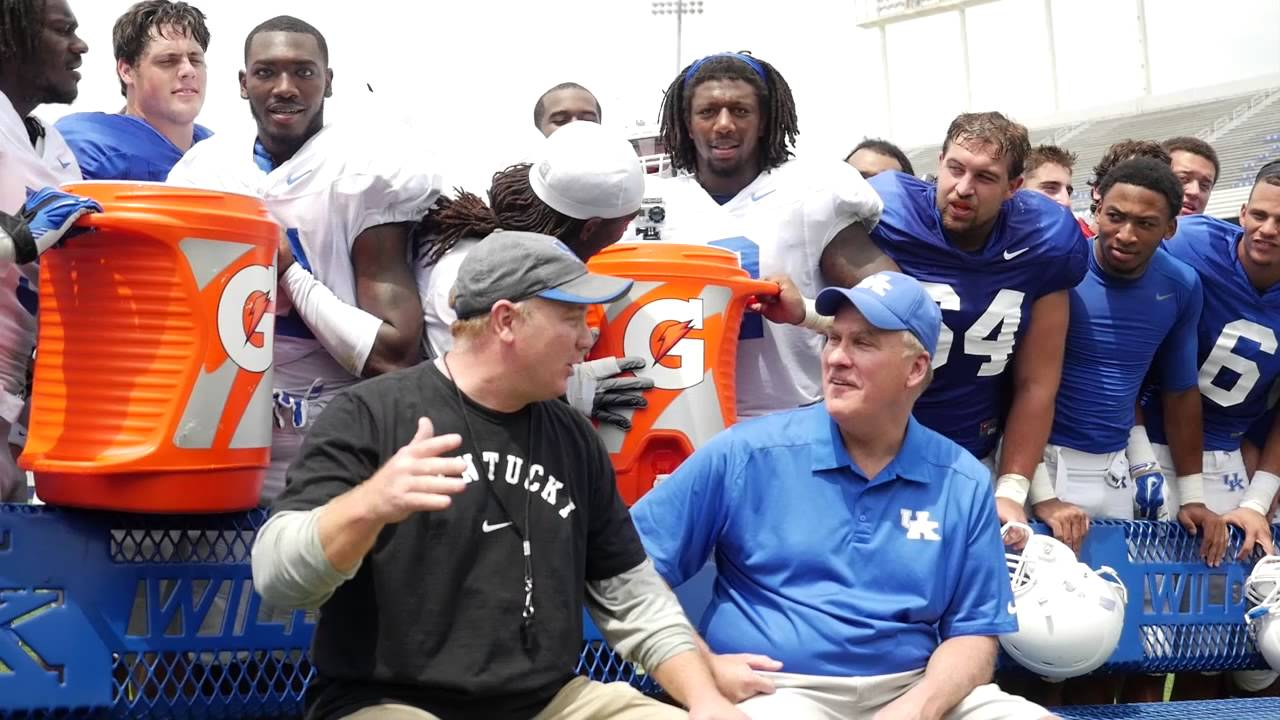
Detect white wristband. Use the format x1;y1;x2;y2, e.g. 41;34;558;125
995;473;1030;506
1027;464;1058;505
801;297;833;334
282;264;384;377
1127;425;1158;468
1241;470;1280;517
1176;473;1205;507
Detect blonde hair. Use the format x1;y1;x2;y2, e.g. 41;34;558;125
449;301;533;345
901;331;934;389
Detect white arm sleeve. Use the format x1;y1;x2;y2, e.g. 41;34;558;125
250;508;360;610
808;159;885;255
281;263;384;376
585;557;698;672
1241;470;1280;516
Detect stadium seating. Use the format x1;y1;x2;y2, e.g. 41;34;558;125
2;505;1280;718
904;87;1280;219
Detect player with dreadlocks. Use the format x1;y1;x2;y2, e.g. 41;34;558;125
415;120;654;430
0;0;102;501
633;51;884;418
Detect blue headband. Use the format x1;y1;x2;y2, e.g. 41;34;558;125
683;52;766;86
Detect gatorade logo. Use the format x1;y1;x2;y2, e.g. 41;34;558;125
623;297;704;390
242;290;271;349
217;264;275;373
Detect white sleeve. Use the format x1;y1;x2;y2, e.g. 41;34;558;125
282;264;384;376
585;557;698;672
805;159;884;255
331;132;444;246
165;137;217;187
250;508;360;610
423;245;468;357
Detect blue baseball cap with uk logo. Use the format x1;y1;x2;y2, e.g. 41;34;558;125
815;271;942;357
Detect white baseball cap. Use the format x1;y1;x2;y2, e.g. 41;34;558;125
528;121;645;220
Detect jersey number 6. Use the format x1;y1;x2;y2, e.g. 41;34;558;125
919;282;1025;377
1198;319;1277;407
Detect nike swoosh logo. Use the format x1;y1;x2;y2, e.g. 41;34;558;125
1003;248;1029;260
1156;292;1174;301
751;188;776;202
286;168;312;185
481;520;513;533
57;156;71;169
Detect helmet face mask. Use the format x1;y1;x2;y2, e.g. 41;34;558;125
1245;555;1280;670
998;523;1128;679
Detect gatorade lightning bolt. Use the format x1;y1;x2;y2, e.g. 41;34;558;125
586;242;777;505
23;182;279;512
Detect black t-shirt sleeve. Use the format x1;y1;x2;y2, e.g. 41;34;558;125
581;424;647;581
271;390;382;514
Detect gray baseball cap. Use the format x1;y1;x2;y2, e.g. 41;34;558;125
451;230;634;319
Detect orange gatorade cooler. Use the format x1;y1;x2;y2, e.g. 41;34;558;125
21;182;279;513
586;242;777;505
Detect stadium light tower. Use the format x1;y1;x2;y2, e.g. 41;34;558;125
651;1;704;75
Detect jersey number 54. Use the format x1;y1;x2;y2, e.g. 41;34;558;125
920;283;1025;377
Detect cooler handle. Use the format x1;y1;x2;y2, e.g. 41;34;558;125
75;210;173;240
738;279;780;299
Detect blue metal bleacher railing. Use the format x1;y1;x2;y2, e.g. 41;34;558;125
2;506;1280;718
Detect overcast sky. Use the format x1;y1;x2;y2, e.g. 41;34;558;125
39;0;1280;191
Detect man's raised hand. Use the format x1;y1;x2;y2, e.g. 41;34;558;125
357;417;467;524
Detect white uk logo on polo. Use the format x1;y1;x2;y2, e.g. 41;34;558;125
623;297;705;390
216;264;275;373
900;509;941;541
858;274;893;297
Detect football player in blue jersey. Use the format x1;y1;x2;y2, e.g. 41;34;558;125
1084;140;1169;236
1139;160;1280;560
56;1;211;181
1031;159;1225;563
858;111;1089;546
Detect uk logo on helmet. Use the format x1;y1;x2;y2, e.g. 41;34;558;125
217;264;276;373
623;297;704;390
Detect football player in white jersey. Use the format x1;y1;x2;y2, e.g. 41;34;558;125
631;51;885;418
168;15;440;501
0;0;91;500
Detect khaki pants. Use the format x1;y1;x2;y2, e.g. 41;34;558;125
736;668;1050;720
338;676;686;719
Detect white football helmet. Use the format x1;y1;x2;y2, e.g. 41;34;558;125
998;522;1128;679
1245;555;1280;670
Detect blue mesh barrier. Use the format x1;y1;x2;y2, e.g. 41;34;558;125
1054;697;1280;719
0;505;314;719
1083;520;1280;673
5;506;1280;717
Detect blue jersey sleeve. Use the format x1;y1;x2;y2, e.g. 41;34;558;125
56;114;124;180
1006;190;1089;298
630;430;739;587
1155;267;1203;392
55;113;210;182
939;464;1018;639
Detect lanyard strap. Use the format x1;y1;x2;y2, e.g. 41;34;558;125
441;354;537;651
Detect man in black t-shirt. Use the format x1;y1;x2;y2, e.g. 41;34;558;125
252;231;743;720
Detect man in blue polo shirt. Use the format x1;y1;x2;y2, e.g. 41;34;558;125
633;272;1050;719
